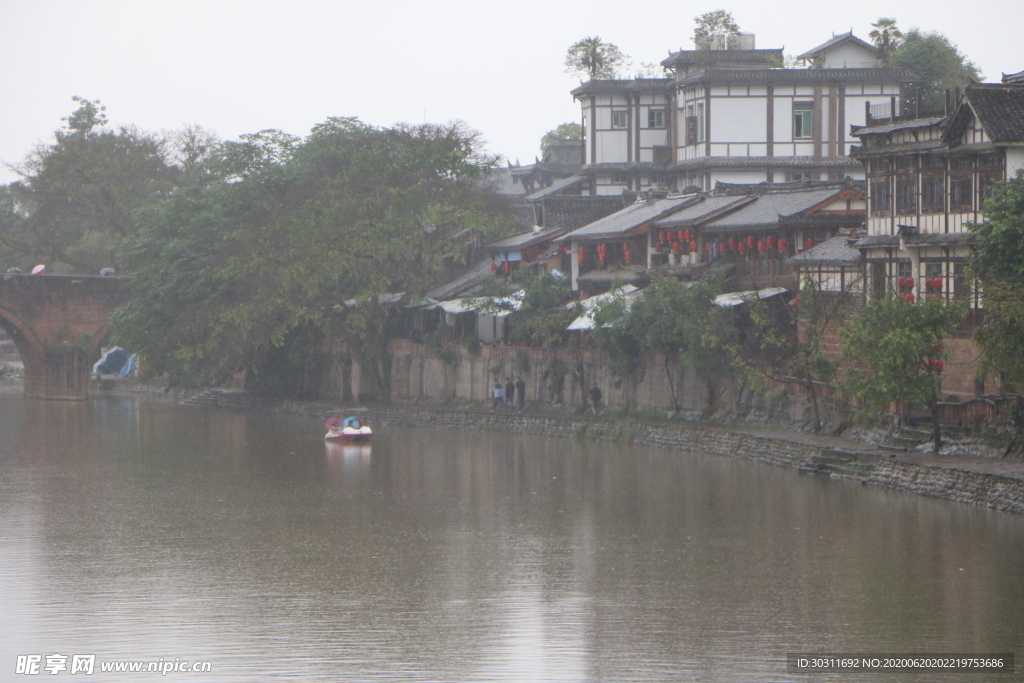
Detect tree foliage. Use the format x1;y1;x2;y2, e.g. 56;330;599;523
539;122;582;154
841;294;965;451
891;29;980;114
693;10;740;47
3;97;179;272
112;118;513;392
869;18;904;64
564;36;629;80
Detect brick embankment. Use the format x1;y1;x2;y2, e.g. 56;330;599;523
197;392;1024;516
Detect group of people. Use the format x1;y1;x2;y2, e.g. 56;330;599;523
492;376;526;411
490;376;604;415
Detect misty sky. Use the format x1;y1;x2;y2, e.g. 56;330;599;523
1;0;1021;185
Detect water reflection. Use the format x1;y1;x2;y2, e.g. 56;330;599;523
0;393;1022;682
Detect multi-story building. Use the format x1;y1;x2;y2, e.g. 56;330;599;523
572;31;917;195
852;81;1024;314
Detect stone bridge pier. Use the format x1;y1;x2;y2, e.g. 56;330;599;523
0;274;132;400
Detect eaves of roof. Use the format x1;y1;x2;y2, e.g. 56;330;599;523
571;78;672;98
675;67;917;87
661;49;784;68
672;156;862;171
485;228;565;251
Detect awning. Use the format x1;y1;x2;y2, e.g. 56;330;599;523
568;284;639;310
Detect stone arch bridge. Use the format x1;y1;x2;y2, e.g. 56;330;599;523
0;274;132;400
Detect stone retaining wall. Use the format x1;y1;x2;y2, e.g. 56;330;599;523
209;393;1024;516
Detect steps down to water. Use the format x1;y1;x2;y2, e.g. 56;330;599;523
181;389;226;406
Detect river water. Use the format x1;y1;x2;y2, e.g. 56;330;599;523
1;392;1022;681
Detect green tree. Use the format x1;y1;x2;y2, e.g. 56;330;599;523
869;18;904;64
3;97;177;272
590;292;645;410
539;122;582;154
968;169;1024;454
891;29;981;114
841;294;965;453
564;36;629;80
482;270;575;348
740;278;856;431
113;118;513;394
693;10;740;47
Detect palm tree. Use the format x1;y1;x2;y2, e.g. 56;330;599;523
869;18;904;64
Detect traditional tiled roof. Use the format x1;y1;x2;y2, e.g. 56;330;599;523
651;195;753;227
524;175;586;201
852;116;947;137
789;234;861;265
796;31;877;61
485;227;564;251
559;195;700;241
571;78;672;98
944;84;1024;145
854;234;900;248
1003;70;1024;85
676;66;917;87
576;266;648;285
714;179;864;196
905;232;975;246
426;258;497;301
661;49;784;68
700;187;858;232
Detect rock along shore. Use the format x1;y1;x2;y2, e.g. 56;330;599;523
175;389;1024;516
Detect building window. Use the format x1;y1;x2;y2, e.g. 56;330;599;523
870;159;891;174
950;177;973;211
895;155;917;171
980;171;1003;202
870;180;891;215
925;263;943;297
950;156;973;171
920;154;942;169
896;179;917;215
789;171;813;181
921;176;944;212
954;263;969;300
648;109;665;128
793;102;813;138
611;111;628;129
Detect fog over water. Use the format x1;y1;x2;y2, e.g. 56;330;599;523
1;393;1021;681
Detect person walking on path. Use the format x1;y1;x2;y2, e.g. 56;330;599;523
505;377;515;410
588;382;602;415
492;381;504;411
515;376;526;411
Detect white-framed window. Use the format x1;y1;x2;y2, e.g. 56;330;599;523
648;109;665;128
611;111;628;129
793;101;813;138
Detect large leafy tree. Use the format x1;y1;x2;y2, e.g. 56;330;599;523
841;295;965;452
693;10;740;47
891;29;980;114
968;170;1024;453
539;122;582;155
2;97;179;273
564;37;629;80
113;118;513;394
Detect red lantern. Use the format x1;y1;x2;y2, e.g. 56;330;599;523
728;237;737;249
934;359;944;372
705;242;711;254
934;278;943;290
758;240;766;253
738;242;747;254
578;245;585;264
805;238;814;250
907;276;914;288
719;242;727;254
778;239;787;251
675;230;683;242
907;292;915;303
672;241;681;253
655;241;663;253
767;235;776;248
490;262;497;272
683;229;691;241
747;235;756;248
689;240;697;252
503;261;510;273
898;276;906;288
623;247;631;263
